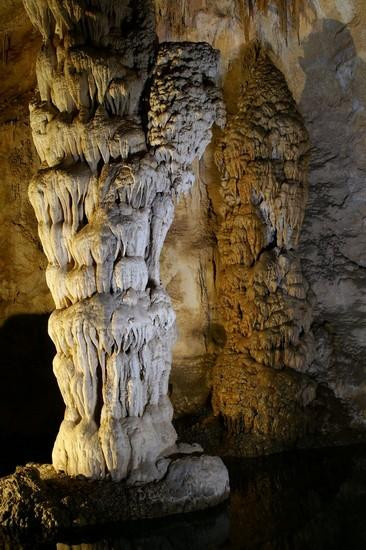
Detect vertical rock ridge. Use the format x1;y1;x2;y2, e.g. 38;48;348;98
25;0;224;481
212;44;316;441
155;0;315;43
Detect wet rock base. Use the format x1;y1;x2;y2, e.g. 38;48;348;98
0;455;229;541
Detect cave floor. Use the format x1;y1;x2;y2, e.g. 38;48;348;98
2;442;366;548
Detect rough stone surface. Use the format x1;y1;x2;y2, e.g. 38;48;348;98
0;456;229;537
154;0;366;444
212;43;317;445
0;0;366;453
25;0;225;483
298;18;366;428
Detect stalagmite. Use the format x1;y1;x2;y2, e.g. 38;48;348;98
212;45;316;442
25;0;228;487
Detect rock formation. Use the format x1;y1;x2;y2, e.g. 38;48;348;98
1;0;365;464
24;0;226;484
212;45;316;442
0;458;229;536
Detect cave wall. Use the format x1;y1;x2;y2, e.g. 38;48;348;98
0;0;365;449
0;7;61;451
155;0;366;437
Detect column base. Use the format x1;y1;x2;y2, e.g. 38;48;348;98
0;455;229;540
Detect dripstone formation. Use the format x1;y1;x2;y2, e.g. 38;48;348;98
212;46;316;445
23;0;228;494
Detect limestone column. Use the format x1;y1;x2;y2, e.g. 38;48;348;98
25;0;225;482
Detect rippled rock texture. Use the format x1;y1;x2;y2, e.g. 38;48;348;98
24;0;227;486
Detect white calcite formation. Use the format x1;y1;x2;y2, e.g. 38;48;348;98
25;0;225;482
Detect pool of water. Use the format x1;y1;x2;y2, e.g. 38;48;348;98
2;444;366;549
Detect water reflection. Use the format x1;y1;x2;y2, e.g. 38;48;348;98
56;507;229;550
224;447;366;549
3;445;366;549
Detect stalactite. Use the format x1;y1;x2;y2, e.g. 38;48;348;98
25;0;225;482
212;44;316;441
241;0;311;40
155;0;314;42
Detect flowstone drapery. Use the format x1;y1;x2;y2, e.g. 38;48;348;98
212;45;316;443
24;0;227;485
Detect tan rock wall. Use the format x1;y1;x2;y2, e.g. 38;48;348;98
0;18;48;322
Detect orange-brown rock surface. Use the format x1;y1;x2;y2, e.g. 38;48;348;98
212;44;316;443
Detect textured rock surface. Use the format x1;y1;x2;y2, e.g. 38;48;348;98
0;0;366;453
212;43;315;444
154;0;366;444
298;18;366;428
25;0;225;482
0;456;229;536
0;17;47;323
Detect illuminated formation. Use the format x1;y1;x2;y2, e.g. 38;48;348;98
213;45;315;442
25;0;225;482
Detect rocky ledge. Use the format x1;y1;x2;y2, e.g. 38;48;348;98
0;455;229;539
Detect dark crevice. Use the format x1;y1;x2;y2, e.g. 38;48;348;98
94;363;104;428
